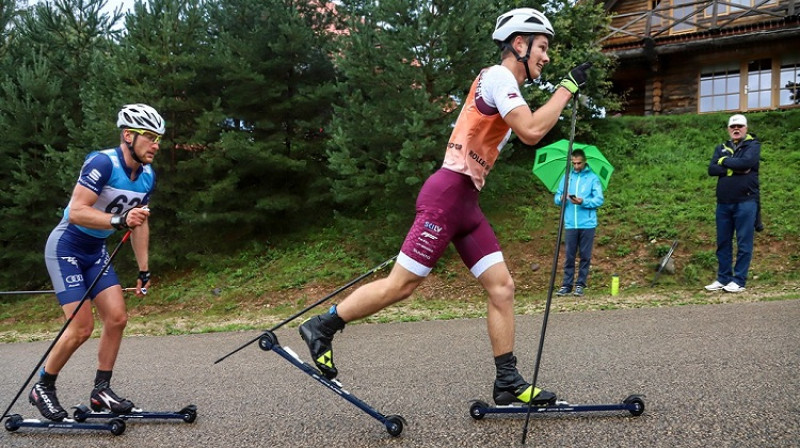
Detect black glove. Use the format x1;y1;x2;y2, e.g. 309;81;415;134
137;270;151;286
559;62;592;94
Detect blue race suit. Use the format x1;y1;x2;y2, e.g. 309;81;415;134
44;146;155;305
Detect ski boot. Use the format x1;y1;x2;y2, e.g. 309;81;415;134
298;307;345;380
493;382;557;406
90;381;135;414
28;382;68;421
493;352;556;406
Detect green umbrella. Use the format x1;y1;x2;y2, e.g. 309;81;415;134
532;139;614;192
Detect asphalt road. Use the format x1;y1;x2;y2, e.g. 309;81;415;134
0;299;798;447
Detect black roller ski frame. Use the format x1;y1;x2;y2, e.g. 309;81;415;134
258;331;406;437
72;404;197;423
4;414;126;436
470;394;645;420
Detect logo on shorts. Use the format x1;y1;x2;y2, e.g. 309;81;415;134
421;231;438;240
423;222;442;233
65;274;84;284
60;257;79;267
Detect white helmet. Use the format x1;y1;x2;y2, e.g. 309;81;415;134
492;8;554;43
117;103;166;135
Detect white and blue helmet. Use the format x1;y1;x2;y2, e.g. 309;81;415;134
117;103;165;135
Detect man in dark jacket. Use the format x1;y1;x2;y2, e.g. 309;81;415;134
704;114;760;293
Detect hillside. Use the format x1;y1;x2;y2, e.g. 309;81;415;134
1;110;799;341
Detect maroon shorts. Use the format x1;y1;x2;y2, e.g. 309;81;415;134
398;168;503;277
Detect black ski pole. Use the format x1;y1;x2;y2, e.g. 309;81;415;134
0;287;140;296
521;94;580;445
0;230;132;423
214;255;398;365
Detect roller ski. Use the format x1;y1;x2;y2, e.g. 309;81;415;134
469;393;645;419
4;381;125;435
4;413;126;435
71;380;197;423
72;404;197;423
258;330;406;437
215;258;401;435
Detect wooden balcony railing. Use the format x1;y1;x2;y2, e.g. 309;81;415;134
599;0;799;47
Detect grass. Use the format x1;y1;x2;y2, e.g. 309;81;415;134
1;110;799;342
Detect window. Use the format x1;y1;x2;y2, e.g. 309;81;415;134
780;55;800;106
705;0;777;16
699;55;800;113
699;63;740;113
730;0;751;13
672;0;695;33
649;0;662;27
747;58;772;109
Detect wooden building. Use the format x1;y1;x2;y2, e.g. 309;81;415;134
597;0;800;115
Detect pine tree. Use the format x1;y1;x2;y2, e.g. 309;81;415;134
112;0;228;263
327;0;501;211
158;0;341;253
0;0;120;289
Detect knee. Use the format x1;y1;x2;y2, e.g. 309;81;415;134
67;323;94;345
489;277;515;306
390;281;417;301
103;311;128;333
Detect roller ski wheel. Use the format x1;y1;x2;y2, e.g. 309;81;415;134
4;414;23;432
4;413;125;435
623;394;646;416
258;332;277;351
469;400;489;420
179;405;198;423
384;415;406;437
72;403;198;423
109;418;126;436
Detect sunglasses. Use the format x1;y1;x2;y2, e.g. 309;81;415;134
728;124;745;129
127;128;162;143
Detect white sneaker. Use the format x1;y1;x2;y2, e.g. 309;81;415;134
723;282;745;293
704;280;725;291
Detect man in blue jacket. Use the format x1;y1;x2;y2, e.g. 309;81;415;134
705;114;760;293
554;149;604;297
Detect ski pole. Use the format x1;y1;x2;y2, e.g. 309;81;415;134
214;255;398;365
521;94;580;445
0;287;141;296
0;230;132;423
